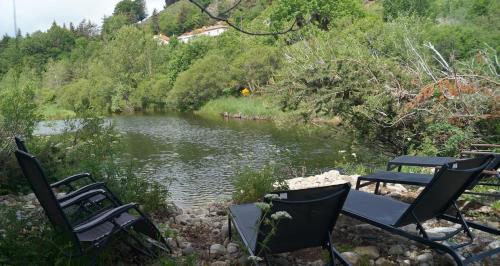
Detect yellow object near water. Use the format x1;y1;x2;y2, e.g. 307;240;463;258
241;88;250;96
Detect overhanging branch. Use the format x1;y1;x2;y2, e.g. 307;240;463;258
187;0;300;36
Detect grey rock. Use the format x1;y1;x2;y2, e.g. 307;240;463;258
238;255;248;265
388;244;404;256
309;259;324;266
416;253;433;263
221;223;229;238
210;261;228;266
227;242;239;254
182;243;194;256
341;252;360;265
175;214;191;225
210;243;227;258
375;258;396;266
166;237;178;249
354;246;380;259
427;226;456;238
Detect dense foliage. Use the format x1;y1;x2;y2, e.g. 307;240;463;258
0;0;498;263
0;0;498;155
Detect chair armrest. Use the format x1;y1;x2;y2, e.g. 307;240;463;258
57;182;106;202
50;173;95;189
60;189;108;208
73;203;138;233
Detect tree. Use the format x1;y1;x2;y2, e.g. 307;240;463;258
102;14;131;38
151;8;160;34
270;0;364;31
158;0;208;35
114;0;147;22
383;0;433;20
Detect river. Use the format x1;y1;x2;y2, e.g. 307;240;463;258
36;113;381;207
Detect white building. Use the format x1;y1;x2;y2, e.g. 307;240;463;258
178;23;229;43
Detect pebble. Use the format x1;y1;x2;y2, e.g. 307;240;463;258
227;242;239;254
210;261;228;266
341;252;360;265
416;253;433;263
221;223;229;238
309;259;324;266
210;243;226;258
354;246;380;259
175;214;191;225
166;237;177;249
388;244;404;256
181;243;194;256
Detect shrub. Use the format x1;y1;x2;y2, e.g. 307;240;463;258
423;24;500;60
231;165;288;204
168;53;234;111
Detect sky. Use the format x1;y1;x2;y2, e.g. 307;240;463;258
0;0;166;37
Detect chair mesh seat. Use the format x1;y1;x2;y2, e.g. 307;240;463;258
228;203;261;252
343;190;408;226
389;156;456;167
76;211;138;242
359;172;433;186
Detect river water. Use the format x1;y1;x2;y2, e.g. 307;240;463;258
36;113;380;207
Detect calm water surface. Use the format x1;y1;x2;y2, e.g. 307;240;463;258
37;113;379;207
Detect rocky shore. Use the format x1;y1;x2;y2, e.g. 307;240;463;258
1;170;499;265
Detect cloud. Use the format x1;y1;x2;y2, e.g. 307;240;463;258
0;0;166;37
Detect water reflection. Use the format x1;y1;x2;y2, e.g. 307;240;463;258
36;113;378;207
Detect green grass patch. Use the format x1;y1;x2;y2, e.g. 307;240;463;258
39;104;75;120
493;200;500;211
196;96;288;121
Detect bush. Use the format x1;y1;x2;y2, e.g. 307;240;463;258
231;165;288;204
424;24;500;60
168;53;234;111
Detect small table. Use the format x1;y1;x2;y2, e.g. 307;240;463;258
386;155;456;171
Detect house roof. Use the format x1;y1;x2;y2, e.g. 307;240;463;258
178;22;229;38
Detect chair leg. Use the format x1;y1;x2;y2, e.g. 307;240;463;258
327;233;351;266
374;182;380;194
355;179;361;190
228;216;232;241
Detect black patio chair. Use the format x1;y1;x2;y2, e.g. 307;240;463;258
228;184;351;265
15;136;119;205
343;156;499;265
15;149;169;263
356;154;500;197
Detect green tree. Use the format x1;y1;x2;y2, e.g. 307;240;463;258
270;0;364;31
383;0;433;20
158;0;209;35
168;53;234;111
151;8;161;34
114;0;147;22
102;14;131;39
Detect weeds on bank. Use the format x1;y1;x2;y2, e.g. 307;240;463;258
0;109;172;265
231;164;289;204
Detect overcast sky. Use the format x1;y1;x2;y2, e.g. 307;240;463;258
0;0;166;37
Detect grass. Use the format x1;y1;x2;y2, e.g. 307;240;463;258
39;104;76;120
493;200;500;211
196;96;289;121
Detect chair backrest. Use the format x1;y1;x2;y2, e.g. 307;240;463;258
14;150;73;233
395;155;493;227
465;154;500;189
14;136;28;152
256;183;350;254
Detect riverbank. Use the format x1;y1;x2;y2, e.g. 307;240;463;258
195;96;291;122
3;169;498;265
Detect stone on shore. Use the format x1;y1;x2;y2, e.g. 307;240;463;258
354;246;380;259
